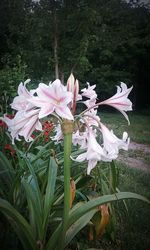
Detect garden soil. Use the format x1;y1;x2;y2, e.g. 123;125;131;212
118;142;150;173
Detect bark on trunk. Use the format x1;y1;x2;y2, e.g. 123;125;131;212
54;10;59;79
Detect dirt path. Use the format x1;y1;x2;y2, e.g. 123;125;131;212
118;142;150;173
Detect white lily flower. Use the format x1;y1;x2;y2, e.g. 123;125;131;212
83;97;97;108
100;82;133;124
11;79;34;111
28;79;74;120
72;130;87;149
100;122;130;159
81;82;97;100
81;82;97;109
83;109;100;127
51;123;63;144
2;109;42;144
73;129;110;175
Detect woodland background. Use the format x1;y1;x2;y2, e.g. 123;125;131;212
0;0;150;112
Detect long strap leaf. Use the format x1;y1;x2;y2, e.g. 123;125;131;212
24;156;43;214
0;198;36;250
42;157;58;236
45;223;62;250
22;179;43;240
46;192;149;250
65;208;98;246
68;192;150;229
0;151;15;185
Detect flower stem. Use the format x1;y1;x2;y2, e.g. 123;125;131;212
59;120;73;249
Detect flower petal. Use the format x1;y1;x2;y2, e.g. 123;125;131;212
36;83;57;101
75;152;87;162
99;83;133;123
87;159;97;175
55;106;74;120
39;105;55;119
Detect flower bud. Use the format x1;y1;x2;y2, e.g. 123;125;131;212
67;73;75;93
74;79;79;101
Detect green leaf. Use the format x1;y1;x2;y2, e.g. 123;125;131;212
43;157;58;234
65;208;98;246
31;141;52;163
22;178;43;240
23;156;42;212
45;223;62;250
68;192;150;229
0;152;15;199
0;151;14;181
0;198;36;250
46;192;149;249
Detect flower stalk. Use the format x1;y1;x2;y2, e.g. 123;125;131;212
60;120;74;249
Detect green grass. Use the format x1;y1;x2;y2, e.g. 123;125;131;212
116;164;150;250
100;112;150;144
144;155;150;165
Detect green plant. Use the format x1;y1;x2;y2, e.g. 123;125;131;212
0;55;27;113
0;74;149;250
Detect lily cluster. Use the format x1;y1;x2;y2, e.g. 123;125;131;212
1;74;133;174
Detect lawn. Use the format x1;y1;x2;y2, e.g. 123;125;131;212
100;111;150;144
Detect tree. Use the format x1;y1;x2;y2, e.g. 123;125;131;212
0;0;150;109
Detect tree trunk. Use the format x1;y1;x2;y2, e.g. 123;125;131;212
54;10;59;79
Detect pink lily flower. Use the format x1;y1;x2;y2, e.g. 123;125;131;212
2;109;42;144
72;130;88;149
29;79;74;120
100;122;130;159
81;82;97;99
81;82;97;109
83;97;97;108
83;109;100;127
11;79;34;111
51;123;63;144
73;129;110;175
100;82;133;124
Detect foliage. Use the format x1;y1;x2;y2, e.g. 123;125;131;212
1;133;150;249
0;73;149;249
0;1;150;248
0;55;27;113
0;143;149;250
0;0;150;108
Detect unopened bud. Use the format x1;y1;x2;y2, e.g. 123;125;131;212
74;79;79;100
67;73;75;93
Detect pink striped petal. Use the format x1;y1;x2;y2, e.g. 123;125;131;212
36;83;57;101
39;106;55;119
55;106;74;120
